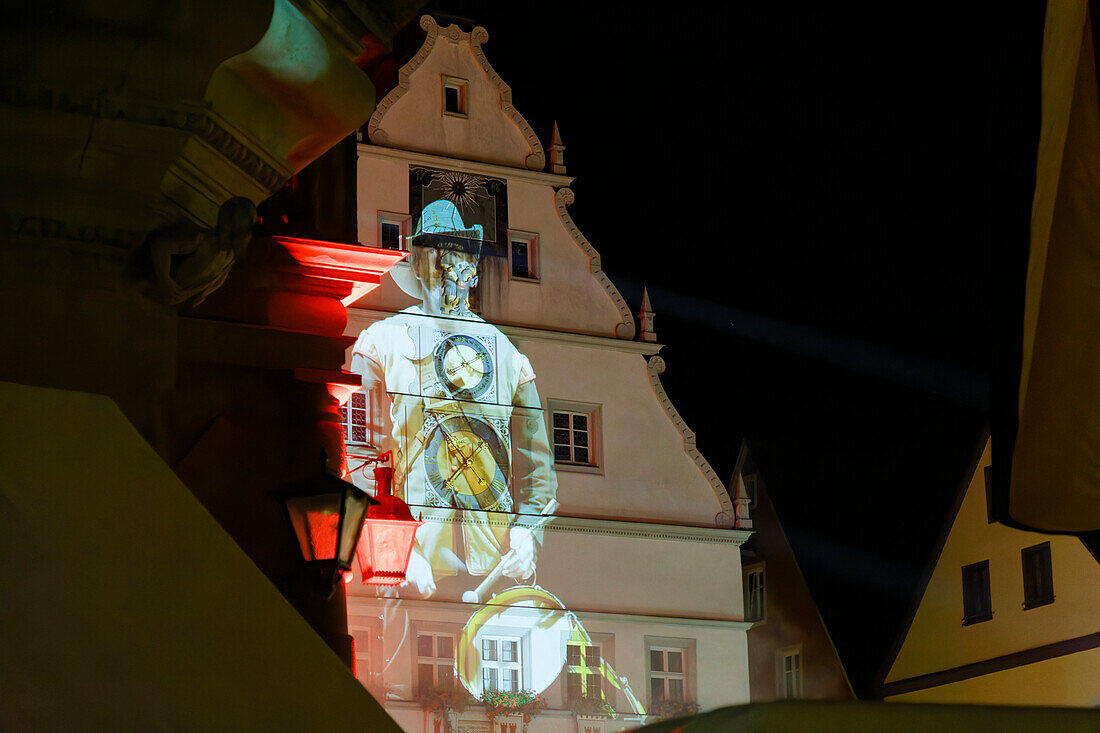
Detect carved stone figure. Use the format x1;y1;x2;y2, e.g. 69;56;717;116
131;197;257;306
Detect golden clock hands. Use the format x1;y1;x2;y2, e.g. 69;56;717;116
436;419;491;490
446;351;486;376
443;440;490;491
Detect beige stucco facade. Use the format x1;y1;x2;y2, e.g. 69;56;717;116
883;439;1100;706
340;15;751;730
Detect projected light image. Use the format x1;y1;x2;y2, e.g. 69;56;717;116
343;172;647;715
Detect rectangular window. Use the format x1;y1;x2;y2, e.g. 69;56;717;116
648;647;686;703
547;401;602;472
744;473;758;509
508;231;539;280
745;565;766;622
566;642;604;701
339;391;372;446
377;212;410;251
416;633;456;693
442;75;469;117
780;649;802;699
1021;542;1054;609
961;560;993;624
481;636;522;693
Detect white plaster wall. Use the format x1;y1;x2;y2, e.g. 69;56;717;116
478;180;625;337
887;439;1100;684
371;29;535;168
536;527;744;619
518;339;725;527
348;594;750;733
354;156;628;336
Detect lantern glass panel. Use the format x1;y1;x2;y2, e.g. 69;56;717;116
356;518;423;586
283;492;342;561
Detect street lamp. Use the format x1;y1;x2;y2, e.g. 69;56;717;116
354;452;424;586
280;450;377;593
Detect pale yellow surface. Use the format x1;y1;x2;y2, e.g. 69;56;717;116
0;381;398;731
1014;0;1100;530
887;647;1100;707
886;439;1100;698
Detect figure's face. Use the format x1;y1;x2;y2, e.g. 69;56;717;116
440;251;478;315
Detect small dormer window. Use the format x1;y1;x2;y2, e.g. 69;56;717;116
442;75;468;118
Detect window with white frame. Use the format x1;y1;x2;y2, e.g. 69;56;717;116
548;400;601;470
779;647;802;699
339;390;372;446
508;230;539;280
417;633;456;693
745;564;766;622
378;212;410;251
481;636;522;693
441;75;469;117
646;639;694;705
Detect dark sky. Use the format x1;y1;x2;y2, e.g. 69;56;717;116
416;2;1043;696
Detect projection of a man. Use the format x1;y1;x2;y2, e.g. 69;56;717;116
350;200;557;601
349;198;643;712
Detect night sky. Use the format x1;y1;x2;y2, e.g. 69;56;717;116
413;2;1044;695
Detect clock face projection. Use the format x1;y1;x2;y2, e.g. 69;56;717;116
423;413;511;511
433;334;495;401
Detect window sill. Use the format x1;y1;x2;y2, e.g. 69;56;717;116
962;612;993;626
553;461;603;476
510;275;540;284
1022;597;1055;610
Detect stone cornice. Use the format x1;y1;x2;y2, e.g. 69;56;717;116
554;188;636;340
366;15;546;171
413;506;750;546
0;88;292;192
349;594;753;630
647;356;737;528
357;143;574;187
345;305;662;354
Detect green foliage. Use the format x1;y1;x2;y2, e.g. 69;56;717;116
480;689;547;721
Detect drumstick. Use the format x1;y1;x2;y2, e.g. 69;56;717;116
462;500;559;604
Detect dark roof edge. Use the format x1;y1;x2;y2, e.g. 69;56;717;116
871;426;990;695
737;439;857;699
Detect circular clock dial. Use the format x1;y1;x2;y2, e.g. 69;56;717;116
424;414;510;511
433;335;494;400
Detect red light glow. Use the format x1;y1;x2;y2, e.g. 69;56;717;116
274;236;408;306
356;518;422;586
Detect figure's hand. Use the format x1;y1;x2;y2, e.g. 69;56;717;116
401;550;436;598
502;526;537;580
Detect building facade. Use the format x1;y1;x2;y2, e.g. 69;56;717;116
881;437;1100;706
732;444;854;702
339;16;753;732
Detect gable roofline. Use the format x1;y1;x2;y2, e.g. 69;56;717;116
737;440;857;698
647;355;735;527
872;428;990;695
367;15;546;171
554;187;636;339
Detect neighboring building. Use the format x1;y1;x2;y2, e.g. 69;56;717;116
881;437;1100;706
340;15;753;732
732;443;854;702
0;1;425;728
